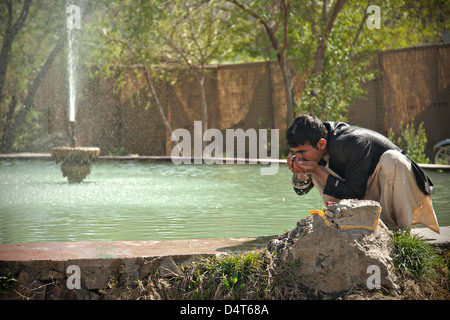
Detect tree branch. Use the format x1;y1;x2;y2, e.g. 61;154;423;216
1;36;65;151
349;2;370;56
280;0;290;54
313;0;347;75
10;0;31;35
0;0;32;108
16;37;66;126
228;0;280;53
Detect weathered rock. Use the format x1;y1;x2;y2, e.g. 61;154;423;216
268;200;398;293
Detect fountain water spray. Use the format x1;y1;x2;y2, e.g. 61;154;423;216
68;21;77;147
68;26;76;124
51;2;100;183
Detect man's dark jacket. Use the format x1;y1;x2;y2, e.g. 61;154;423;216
295;121;434;200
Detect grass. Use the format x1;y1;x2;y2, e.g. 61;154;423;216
389;228;449;299
100;250;313;300
391;228;445;280
163;251;275;299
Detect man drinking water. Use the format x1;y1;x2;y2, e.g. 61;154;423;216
286;115;439;233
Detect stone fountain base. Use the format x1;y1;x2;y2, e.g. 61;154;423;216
51;147;100;183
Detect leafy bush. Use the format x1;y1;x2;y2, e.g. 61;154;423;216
389;121;430;164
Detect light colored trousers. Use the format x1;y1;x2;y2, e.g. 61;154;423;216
310;150;440;234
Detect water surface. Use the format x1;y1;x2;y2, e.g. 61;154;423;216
0;160;448;244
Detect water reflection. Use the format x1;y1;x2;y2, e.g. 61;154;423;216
424;170;450;226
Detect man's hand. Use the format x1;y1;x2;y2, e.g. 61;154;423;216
287;155;315;174
287;155;296;172
287;155;329;185
296;159;317;174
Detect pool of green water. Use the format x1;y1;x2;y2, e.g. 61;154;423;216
0;160;448;244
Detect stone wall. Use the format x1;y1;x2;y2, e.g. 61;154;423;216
0;254;199;300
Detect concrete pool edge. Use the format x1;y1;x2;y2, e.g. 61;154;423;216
0;229;447;300
1;152;450;170
0;237;271;262
0;228;447;262
0;236;273;299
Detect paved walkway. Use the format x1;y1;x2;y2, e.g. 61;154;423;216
411;226;450;248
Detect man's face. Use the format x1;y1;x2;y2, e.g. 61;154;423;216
290;139;327;163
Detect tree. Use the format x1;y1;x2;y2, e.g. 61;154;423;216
228;0;295;128
0;0;68;152
91;0;179;149
227;0;447;124
294;0;448;121
294;0;367;121
0;0;31;107
158;0;251;137
92;0;254;152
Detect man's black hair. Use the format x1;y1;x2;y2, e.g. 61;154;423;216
286;115;327;148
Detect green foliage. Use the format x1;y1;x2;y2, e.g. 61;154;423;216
389;121;430;164
179;251;271;299
90;0;255;93
292;0;448;121
107;146;126;156
0;0;100;151
161;250;278;300
391;228;444;281
90;0;163;79
293;1;376;121
0;273;16;293
13;109;44;150
0;0;66;151
158;0;253;66
0;0;66;100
